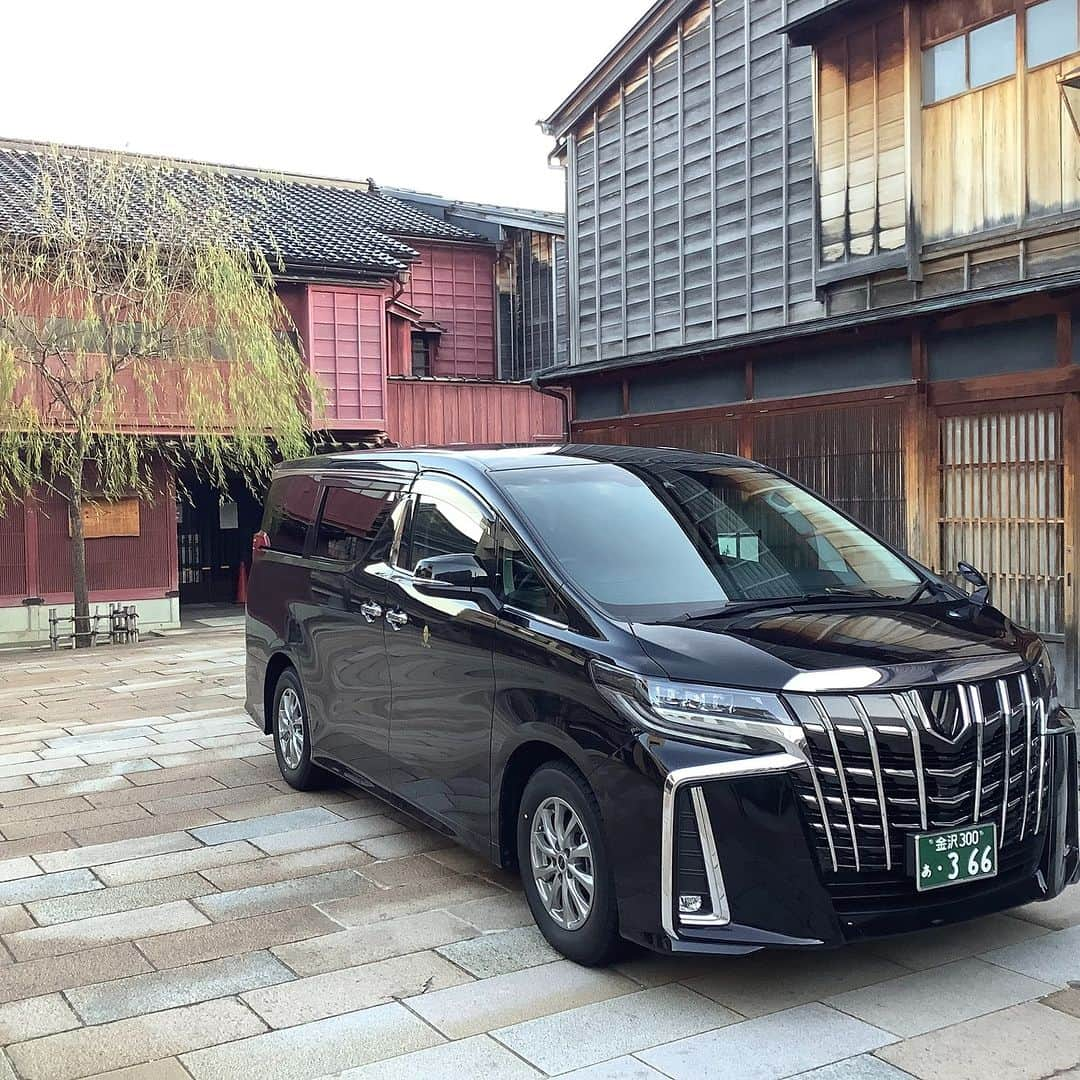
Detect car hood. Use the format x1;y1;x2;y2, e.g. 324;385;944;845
630;600;1040;693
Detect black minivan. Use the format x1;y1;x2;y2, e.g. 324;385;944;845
245;444;1079;965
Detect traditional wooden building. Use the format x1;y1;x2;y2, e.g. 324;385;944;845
0;140;563;643
540;0;1080;704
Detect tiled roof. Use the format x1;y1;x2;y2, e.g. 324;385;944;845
0;142;483;278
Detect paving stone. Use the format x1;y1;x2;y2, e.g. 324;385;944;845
189;807;343;846
866;914;1050;971
324;797;387;820
1045;988;1080;1020
0;992;81;1042
494;985;740;1075
251;815;409;855
30;760;161;787
4;899;210;961
356;828;453;860
7;996;267;1080
35;831;200;873
44;729;163;751
1014;888;1080;931
0;796;93;825
982;924;1080;985
436;925;559;978
153;743;272;769
82;1060;192;1080
27;873;214;925
825;957;1056;1037
179;1002;443;1080
0;804;149;841
0;756;83;779
0;943;152;1005
640;1003;896;1080
68;809;223;847
194;869;375;921
877;1001;1080;1080
611;955;719;989
320;875;500;926
198;843;374;891
66;951;295;1024
445;890;533;931
408;958;636;1040
0;907;34;933
138;906;340;969
0;831;72;861
555;1059;669;1080
1;777;132;806
0;857;41;883
211;791;352;821
87;777;223;808
244;949;471;1027
335;1034;542;1079
360;853;464;888
272;908;477;976
685;948;906;1019
95;840;262;886
140;782;277;816
790;1056;913;1080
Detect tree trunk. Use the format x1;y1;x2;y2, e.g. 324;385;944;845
67;481;92;648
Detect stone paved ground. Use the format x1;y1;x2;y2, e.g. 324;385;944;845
0;627;1078;1080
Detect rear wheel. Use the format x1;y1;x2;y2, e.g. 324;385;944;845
271;668;325;791
517;762;621;966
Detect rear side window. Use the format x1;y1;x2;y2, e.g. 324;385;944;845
262;475;319;556
312;484;401;564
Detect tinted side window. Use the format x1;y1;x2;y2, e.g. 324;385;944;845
263;475;319;556
312;484;400;564
404;491;495;573
499;528;566;622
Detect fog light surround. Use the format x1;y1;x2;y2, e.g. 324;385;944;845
678;894;705;915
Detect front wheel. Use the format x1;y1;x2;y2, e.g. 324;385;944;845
517;762;621;966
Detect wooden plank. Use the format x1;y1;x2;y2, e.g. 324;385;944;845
1063;392;1079;705
1026;63;1064;215
922;102;955;240
982;78;1020;228
77;498;140;540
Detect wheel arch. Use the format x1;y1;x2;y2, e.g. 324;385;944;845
262;651;296;735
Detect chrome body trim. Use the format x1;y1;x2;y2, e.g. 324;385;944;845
966;685;983;822
897;692;929;830
1036;694;1048;835
682;787;730;927
660;753;804;944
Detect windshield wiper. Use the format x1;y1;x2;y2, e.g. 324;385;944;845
664;588;892;624
905;578;951;605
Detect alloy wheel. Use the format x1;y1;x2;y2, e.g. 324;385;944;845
277;686;304;770
530;795;594;930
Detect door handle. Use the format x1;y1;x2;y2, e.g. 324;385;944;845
385;609;408;631
359;601;383;624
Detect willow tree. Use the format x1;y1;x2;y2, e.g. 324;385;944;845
0;147;320;643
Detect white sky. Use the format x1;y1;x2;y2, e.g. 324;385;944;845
1;0;642;213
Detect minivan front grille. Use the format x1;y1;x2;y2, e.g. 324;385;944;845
785;670;1051;888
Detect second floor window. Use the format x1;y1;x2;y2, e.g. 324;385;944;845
923;14;1017;105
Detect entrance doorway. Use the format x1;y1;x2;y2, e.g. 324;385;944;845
177;473;264;607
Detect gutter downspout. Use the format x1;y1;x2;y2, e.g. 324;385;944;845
530;377;570;442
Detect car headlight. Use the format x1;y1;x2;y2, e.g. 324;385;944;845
1035;647;1075;734
589;660;802;754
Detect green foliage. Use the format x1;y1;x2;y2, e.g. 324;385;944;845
0;145;321;510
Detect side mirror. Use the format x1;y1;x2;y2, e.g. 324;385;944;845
957;561;991;608
414;554;492;591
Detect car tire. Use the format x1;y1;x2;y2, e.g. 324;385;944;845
271;668;325;791
517;761;621;967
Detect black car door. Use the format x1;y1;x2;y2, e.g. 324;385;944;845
304;476;408;791
383;474;498;847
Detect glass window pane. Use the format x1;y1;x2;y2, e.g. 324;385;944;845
312;485;398;564
923;36;967;103
1027;0;1079;68
969;15;1016;88
263;475;318;556
499;529;564;622
405;494;494;572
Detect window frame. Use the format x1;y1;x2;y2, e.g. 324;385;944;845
1025;0;1080;72
397;474;498;577
494;521;570;628
922;11;1019;107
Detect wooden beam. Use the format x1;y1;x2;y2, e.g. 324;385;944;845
1064;393;1080;705
903;0;924;283
928;366;1080;407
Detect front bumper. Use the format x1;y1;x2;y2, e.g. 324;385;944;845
606;726;1079;956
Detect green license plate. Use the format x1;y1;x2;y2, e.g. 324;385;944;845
915;824;998;892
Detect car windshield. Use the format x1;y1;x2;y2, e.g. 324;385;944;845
498;460;922;622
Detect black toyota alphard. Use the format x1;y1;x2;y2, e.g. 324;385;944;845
245;444;1079;965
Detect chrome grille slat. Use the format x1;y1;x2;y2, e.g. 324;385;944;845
1020;674;1034;842
810;696;861;872
850;695;891;871
897;692;929;830
1036;694;1047;835
964;685;983;822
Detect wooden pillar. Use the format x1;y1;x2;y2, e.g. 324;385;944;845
903;328;938;567
1063;392;1079;707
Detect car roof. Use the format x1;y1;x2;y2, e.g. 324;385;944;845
276;443;754;479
